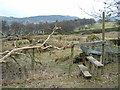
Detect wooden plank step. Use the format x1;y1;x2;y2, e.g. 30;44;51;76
78;65;92;78
87;56;104;67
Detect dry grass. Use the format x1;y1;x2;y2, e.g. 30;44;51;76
1;31;119;88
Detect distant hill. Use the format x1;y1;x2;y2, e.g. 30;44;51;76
0;15;79;24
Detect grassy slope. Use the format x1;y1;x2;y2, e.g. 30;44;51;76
74;21;119;34
91;22;118;29
1;21;119;88
2;40;119;88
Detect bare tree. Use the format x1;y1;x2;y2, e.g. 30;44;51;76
78;0;120;21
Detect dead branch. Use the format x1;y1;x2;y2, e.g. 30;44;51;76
2;39;105;63
0;51;10;55
10;56;20;66
77;5;101;19
0;35;72;63
0;44;71;62
0;28;57;63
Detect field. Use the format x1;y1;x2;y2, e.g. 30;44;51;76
74;22;119;34
1;30;119;88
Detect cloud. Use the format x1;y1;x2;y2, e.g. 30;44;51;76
0;0;104;18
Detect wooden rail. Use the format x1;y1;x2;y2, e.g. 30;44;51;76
78;64;92;78
87;56;104;76
87;56;104;67
74;40;106;46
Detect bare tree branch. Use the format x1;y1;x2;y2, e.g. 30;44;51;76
0;26;61;63
78;5;101;19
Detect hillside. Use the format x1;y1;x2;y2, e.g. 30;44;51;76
1;32;119;88
73;21;119;34
0;15;79;24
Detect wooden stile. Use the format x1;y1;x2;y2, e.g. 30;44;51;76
78;64;92;78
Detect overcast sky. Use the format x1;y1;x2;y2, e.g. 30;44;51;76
0;0;104;18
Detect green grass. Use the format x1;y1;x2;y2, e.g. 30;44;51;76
73;21;119;34
2;83;26;88
92;22;118;29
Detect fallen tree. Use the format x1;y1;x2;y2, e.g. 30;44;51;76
0;26;64;63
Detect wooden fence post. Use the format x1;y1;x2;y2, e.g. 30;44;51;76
0;21;3;86
82;52;86;66
31;39;35;71
101;11;105;74
68;42;74;75
71;42;74;58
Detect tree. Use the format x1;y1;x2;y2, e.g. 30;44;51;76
78;0;119;21
102;0;120;21
10;22;25;35
25;23;36;35
2;20;9;35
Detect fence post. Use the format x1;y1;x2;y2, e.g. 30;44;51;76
71;42;74;58
101;11;105;74
0;20;2;87
31;39;35;71
102;11;105;64
68;42;74;75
